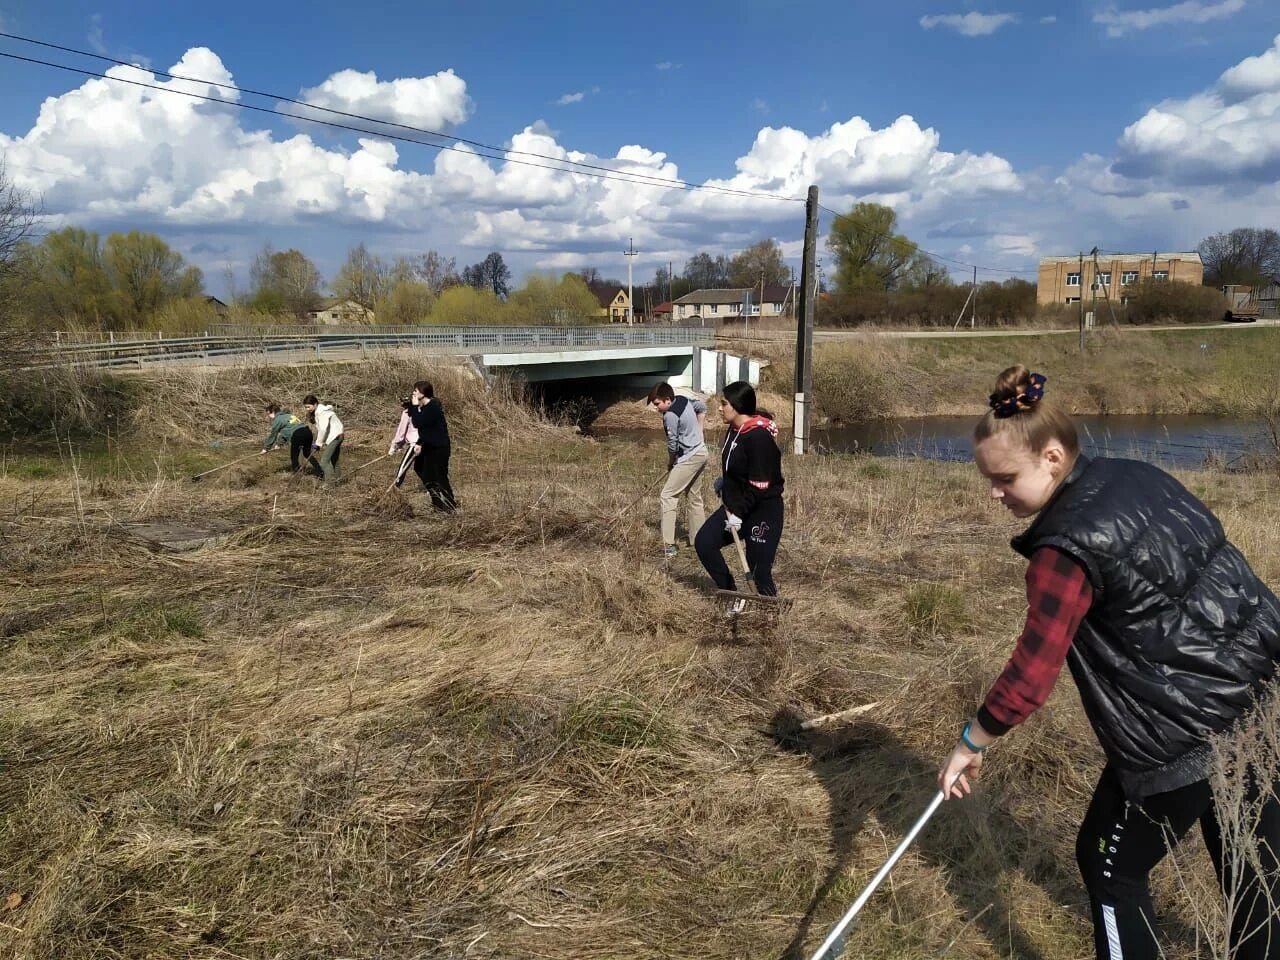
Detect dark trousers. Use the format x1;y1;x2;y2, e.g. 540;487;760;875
289;426;318;474
1076;764;1280;959
694;500;783;596
414;444;456;511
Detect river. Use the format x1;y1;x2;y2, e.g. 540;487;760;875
594;415;1274;468
813;415;1274;468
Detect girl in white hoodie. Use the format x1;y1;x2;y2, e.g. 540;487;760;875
303;394;344;482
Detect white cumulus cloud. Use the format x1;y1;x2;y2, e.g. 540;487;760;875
1113;33;1280;185
1219;33;1280;100
919;12;1018;36
1093;0;1245;38
0;49;435;229
0;44;1039;280
555;91;585;105
293;66;471;132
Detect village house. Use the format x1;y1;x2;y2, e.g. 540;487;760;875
307;299;375;325
589;285;631;322
671;285;793;321
1037;252;1203;306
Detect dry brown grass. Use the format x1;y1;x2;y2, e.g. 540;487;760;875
2;360;1279;958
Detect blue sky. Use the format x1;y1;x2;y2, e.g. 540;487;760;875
2;0;1279;294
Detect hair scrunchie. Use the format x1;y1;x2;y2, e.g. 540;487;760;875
989;372;1047;419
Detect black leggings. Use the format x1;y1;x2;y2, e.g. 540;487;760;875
289;426;317;473
1076;765;1280;959
695;500;783;596
414;444;456;511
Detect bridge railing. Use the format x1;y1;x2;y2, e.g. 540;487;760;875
28;325;715;369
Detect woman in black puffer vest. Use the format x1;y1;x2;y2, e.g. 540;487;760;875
937;364;1280;960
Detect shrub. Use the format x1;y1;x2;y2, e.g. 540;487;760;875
1124;280;1229;325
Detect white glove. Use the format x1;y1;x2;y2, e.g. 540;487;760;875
724;512;742;532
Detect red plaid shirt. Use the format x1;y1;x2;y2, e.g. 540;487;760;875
977;547;1093;737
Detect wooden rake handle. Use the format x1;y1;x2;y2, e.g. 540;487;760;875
728;524;756;591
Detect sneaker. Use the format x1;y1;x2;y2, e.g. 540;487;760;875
661;545;679;559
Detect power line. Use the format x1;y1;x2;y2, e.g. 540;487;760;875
1;29;1044;278
0;42;805;205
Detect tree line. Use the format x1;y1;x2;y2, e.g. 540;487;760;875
2;163;1274;334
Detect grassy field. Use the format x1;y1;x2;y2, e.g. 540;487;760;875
2;358;1279;958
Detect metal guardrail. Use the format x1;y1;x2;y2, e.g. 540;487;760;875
30;325;715;370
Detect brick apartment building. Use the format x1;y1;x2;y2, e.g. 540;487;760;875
1037;252;1203;305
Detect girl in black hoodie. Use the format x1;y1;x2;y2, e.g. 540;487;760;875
694;380;784;597
406;379;457;511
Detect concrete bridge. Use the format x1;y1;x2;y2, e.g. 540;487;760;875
37;325;762;390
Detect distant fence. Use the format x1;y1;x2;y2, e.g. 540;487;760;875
28;325;716;370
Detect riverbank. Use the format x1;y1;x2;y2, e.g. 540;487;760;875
740;325;1280;423
3;359;1275;958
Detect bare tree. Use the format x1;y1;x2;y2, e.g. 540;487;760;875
463;251;512;299
728;239;790;288
420;250;460;294
250;245;323;316
0;163;39;360
1199;228;1280;288
333;243;387;315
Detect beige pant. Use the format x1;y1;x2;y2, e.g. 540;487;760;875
660;450;707;546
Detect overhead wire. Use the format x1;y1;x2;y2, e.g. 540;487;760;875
2;29;1045;281
0;39;804;204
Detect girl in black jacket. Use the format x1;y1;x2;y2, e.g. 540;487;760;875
694;380;784;599
406;379;456;511
938;364;1280;960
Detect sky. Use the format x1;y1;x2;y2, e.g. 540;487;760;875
1;0;1279;296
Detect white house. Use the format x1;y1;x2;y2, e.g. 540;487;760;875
672;285;793;321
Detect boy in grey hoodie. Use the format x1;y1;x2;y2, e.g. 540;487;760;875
648;381;707;558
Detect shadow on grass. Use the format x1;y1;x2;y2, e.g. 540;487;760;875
768;708;1201;960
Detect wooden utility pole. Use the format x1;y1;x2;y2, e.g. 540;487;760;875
1092;247;1121;331
794;185;819;455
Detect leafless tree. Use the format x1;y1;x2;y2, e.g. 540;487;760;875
0;162;39;361
1199;228;1280;288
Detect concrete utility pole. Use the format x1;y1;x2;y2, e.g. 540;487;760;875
1079;251;1086;353
795;185;819;455
624;238;639;324
1089;246;1099;340
970;266;977;328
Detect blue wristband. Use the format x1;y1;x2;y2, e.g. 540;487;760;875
960;721;987;754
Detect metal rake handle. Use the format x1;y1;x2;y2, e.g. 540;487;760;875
808;790;946;960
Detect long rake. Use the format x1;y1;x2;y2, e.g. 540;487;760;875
597;470;669;539
716;525;788;608
190;452;258;482
339;452;391;482
376;447;418;499
807;789;947;960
